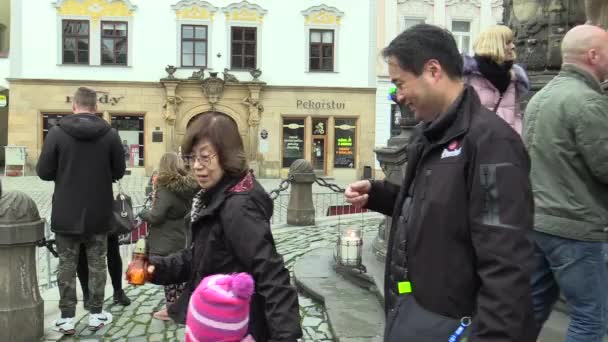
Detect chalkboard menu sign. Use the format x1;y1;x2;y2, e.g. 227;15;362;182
282;118;305;167
334;118;356;168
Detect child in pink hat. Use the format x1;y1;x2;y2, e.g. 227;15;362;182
186;273;256;342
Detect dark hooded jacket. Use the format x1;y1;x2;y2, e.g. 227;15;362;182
37;113;126;236
149;172;302;342
142;171;199;256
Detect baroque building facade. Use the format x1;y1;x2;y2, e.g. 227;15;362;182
4;0;378;179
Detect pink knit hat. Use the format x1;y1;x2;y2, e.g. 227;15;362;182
186;273;255;342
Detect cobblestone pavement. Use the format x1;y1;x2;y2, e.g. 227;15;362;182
54;216;383;341
0;176;376;341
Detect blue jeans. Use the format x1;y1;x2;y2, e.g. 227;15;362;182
531;230;608;342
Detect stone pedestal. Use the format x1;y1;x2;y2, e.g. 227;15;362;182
286;159;316;226
372;105;417;262
0;191;44;342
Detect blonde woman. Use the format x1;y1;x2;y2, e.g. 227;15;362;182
140;152;199;320
463;25;529;135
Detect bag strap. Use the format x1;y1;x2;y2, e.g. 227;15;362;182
117;180;125;195
492;95;503;113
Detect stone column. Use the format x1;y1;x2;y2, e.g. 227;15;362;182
243;84;264;175
0;190;44;342
286;159;316;226
161;80;182;152
504;0;585;106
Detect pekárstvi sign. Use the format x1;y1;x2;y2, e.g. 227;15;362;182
65;93;124;106
297;99;345;110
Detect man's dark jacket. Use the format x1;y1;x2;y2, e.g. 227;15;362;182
37;113;126;236
149;173;302;342
367;86;537;341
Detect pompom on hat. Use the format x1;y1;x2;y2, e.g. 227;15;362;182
186;273;255;342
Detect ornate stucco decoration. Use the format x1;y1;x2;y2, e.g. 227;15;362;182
398;0;435;5
53;0;137;22
201;72;225;109
171;0;219;20
301;4;344;25
222;1;268;23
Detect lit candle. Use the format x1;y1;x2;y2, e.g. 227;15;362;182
340;230;360;266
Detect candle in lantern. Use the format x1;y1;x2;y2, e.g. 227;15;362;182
340;230;360;266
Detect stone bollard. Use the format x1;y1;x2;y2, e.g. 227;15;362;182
286;159;316;226
0;189;45;342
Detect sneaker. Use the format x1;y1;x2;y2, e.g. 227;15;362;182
113;290;131;306
52;317;76;335
88;311;113;331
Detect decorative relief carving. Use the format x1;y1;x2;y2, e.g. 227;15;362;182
223;1;267;23
301;4;344;25
201;72;225;109
398;1;432;17
447;3;477;18
172;0;218;20
53;0;137;21
503;0;586;72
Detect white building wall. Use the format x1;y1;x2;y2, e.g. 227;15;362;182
10;0;374;88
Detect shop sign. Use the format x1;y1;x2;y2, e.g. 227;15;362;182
0;95;6;108
260;129;268;140
296;99;345;110
66;94;124;106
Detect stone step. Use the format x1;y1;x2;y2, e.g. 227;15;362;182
293;247;384;342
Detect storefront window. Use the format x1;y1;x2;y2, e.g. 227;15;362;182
42;113;101;141
334;118;356;168
282;118;305;168
111;115;144;167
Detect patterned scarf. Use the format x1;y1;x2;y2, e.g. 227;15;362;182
190;189;206;224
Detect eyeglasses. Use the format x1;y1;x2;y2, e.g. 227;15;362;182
181;153;217;167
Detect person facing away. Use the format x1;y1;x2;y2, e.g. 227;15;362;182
523;24;608;341
140;112;302;341
345;24;537;341
140;151;199;321
463;24;530;135
37;86;126;335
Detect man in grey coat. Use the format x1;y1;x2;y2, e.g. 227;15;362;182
523;25;608;341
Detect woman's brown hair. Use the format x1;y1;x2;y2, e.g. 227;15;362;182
182;112;248;177
158;152;185;175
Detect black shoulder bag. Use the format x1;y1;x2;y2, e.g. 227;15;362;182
111;181;135;236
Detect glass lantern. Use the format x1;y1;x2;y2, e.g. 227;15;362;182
335;226;363;270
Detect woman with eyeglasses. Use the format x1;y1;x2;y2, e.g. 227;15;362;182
140;151;199;321
142;112;302;342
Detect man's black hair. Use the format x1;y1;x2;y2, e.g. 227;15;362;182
382;23;463;79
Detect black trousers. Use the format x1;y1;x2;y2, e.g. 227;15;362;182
77;234;123;296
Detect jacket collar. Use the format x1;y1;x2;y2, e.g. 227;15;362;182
560;64;604;94
421;85;476;146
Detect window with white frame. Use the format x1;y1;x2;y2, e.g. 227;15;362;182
404;18;425;30
452;20;471;55
181;24;207;68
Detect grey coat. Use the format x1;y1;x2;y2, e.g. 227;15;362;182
142;172;199;256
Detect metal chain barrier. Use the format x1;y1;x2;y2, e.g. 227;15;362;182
268;175;294;200
314;177;345;193
37;238;58;258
